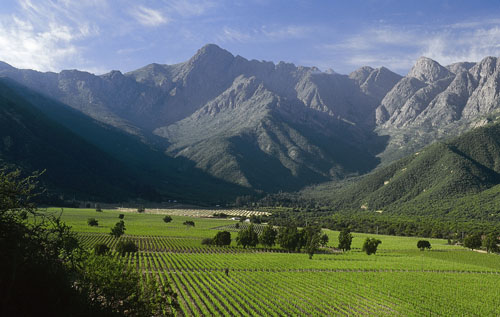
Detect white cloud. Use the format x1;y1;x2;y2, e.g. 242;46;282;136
130;6;168;27
0;0;102;72
320;21;500;73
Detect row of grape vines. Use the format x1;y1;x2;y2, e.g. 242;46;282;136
124;251;500;316
78;233;500;316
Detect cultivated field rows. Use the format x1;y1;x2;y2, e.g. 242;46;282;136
116;208;270;218
60;209;500;316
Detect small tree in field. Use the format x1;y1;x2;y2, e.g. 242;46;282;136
163;215;173;223
87;218;98;227
118;214;124;219
259;224;277;248
236;224;259;248
110;220;125;238
417;240;431;251
464;233;482;250
338;228;353;251
483;232;499;253
362;238;381;255
183;220;195;227
305;232;321;259
213;231;231;246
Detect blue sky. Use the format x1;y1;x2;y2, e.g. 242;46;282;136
1;0;500;75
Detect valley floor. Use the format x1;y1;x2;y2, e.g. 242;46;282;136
49;208;500;316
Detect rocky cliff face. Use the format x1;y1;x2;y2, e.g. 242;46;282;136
375;56;500;162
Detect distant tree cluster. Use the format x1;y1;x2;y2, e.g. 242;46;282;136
183;220;195;227
163;215;173;223
275;225;325;259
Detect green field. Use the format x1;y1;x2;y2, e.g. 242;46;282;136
50;207;500;316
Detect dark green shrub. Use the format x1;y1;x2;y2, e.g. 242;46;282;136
87;218;98;226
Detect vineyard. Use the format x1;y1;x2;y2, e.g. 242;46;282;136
116;208;270;218
57;208;500;316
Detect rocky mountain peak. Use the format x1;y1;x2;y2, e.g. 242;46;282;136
188;44;234;66
349;66;375;84
407;56;452;83
101;70;123;80
470;56;499;79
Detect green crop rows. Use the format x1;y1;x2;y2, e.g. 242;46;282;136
55;208;500;316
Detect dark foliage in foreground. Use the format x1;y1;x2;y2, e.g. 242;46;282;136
0;170;178;316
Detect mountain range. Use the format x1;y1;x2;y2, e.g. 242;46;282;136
1;44;500;205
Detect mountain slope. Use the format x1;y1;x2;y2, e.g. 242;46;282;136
305;121;500;218
0;79;253;203
0;80;152;201
3;45;500;197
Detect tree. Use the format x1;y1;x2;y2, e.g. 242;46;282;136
259;224;277;248
362;238;382;255
183;220;195;227
163;215;173;223
277;225;301;252
305;231;321;259
87;217;98;226
417;240;431;251
110;220;125;238
0;170;84;316
319;233;329;247
338;228;353;251
463;233;482;250
118;214;124;219
115;240;138;256
137;206;145;213
95;204;102;212
236;224;259;248
483;233;499;253
213;231;231;246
